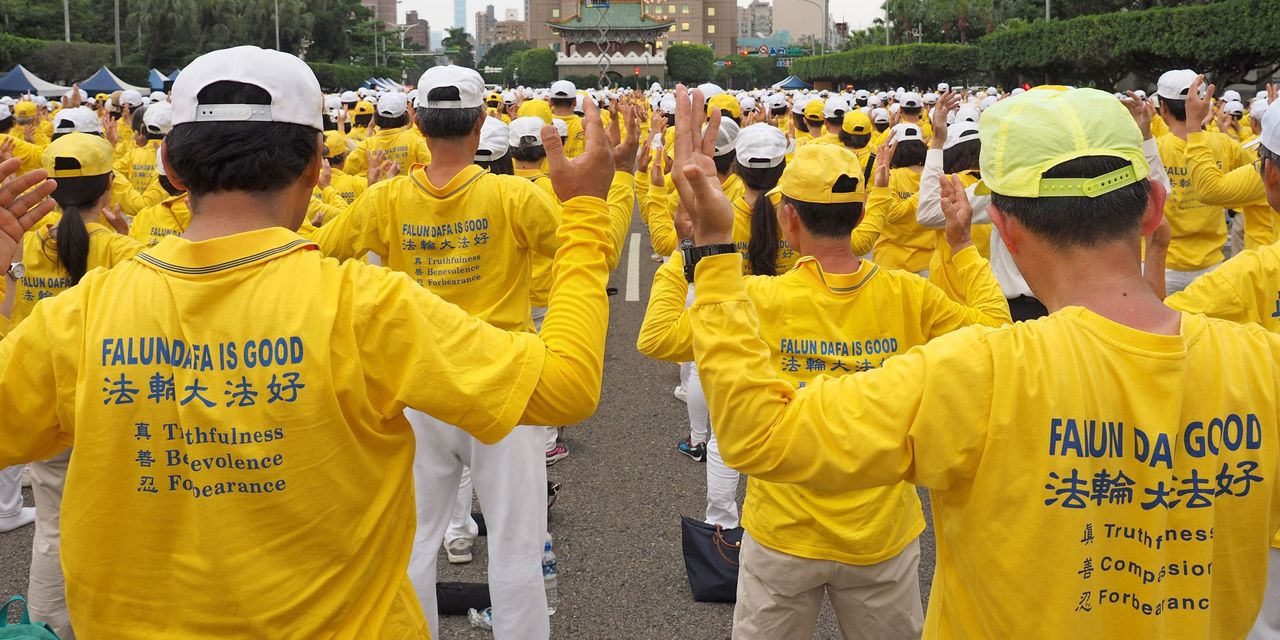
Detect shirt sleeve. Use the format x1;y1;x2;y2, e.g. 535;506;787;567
636;254;694;363
687;253;994;493
309;180;392;262
1165;254;1255;324
1185;132;1267;208
852;187;892;255
920;245;1013;332
604;171;636;272
110;174;165;217
345;143;369;178
646;182;679;257
507;178;562;260
916;149;946;229
0;282;82;466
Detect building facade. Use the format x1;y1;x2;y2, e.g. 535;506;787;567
771;0;833;48
404;10;430;49
359;0;398;31
528;0;736;57
738;0;772;39
476;5;499;58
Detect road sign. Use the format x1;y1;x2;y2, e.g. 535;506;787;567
483;66;502;74
757;44;769;55
714;60;727;67
776;59;793;68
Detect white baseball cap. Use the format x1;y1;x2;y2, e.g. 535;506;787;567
155;146;167;177
739;95;757;112
890;122;924;142
65;88;89;102
377;91;407;117
508;116;545;147
734;123;787;169
659;94;677;115
943;121;980;150
899;92;922;109
120;89;144;108
955;103;981;123
1251;97;1270;122
0;104;10;120
986;86;998;95
417;65;485;109
142;101;174;135
697;83;725;100
871;107;890;124
923;92;939;104
823;97;851;119
708;118;740;157
791;96;810;114
867;95;883;108
340;90;358;103
1223;100;1245;116
550;80;576;99
854;89;870;101
172;46;323;130
502;90;516;105
552;118;568;138
765;93;787;111
1261;100;1280;154
1156;69;1199;101
475;117;509;161
937;82;950;92
53;106;101;135
1221;89;1242;103
149;91;167;103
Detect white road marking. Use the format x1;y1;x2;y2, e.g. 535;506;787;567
626;232;641;302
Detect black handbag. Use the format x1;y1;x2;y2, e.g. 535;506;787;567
680;516;744;603
436;582;492;616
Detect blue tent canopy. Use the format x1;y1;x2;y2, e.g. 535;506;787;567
148;69;169;91
0;65;67;98
168;68;182;81
79;66;147;94
772;75;811;90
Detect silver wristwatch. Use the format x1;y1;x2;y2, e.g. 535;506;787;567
6;262;24;280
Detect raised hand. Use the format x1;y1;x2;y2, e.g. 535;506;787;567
0;138;14;164
318;159;332;189
670;85;732;246
543;98;615;201
612;105;641;173
1184;75;1213;130
873;133;896;188
930;90;958;149
101;204;129;235
367;150;386;184
1120;91;1153;139
938;174;973;251
0;160;57;270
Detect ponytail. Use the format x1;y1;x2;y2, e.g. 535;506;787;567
48;174;111;285
746;192;780;276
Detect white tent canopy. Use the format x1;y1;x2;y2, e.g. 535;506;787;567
0;65;69;98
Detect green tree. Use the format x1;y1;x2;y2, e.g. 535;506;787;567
517;48;556;85
666;43;715;84
480;40;530;72
305;0;374;63
442;27;474;68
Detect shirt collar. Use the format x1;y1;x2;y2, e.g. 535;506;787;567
793;256;879;293
136;227;316;276
408;164;487;199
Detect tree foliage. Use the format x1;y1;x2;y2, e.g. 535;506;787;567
666;43;715;85
794;44;978;86
505;47;556;85
442;27;474;68
480;40;530;72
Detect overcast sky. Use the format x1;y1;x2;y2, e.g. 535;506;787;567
405;0;886;33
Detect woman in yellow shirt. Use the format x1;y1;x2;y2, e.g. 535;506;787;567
734;123;798;276
854;123;938;275
1;133;144;639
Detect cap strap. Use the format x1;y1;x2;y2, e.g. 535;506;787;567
1038;165;1140;198
195;104;273;122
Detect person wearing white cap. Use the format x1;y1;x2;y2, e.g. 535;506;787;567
1153;69;1253;293
344;91;430;177
816;96;852;144
0;104;45;175
739;94;757;117
51;106;101;139
310;65;580;640
340;90;358;108
0;46;615;639
148;90;166;103
854;122;935;275
870;107;890;134
547;80;585;158
853;89;870;109
893;92;933;143
109;101;166;193
473;113;512;174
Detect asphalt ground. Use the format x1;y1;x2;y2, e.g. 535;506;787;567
0;212;937;638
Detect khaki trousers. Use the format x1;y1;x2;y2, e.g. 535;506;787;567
28;448;74;640
733;533;923;640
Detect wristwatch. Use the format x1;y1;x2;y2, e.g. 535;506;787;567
682;243;737;283
6;262;23;281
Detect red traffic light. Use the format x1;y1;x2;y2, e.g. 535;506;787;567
634;67;641;76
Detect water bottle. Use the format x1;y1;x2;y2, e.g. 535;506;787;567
542;535;559;615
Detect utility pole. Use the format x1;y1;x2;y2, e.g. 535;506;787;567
885;1;890;45
275;0;281;50
114;0;122;65
1045;0;1050;21
63;0;70;42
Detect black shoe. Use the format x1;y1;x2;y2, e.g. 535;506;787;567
678;437;707;462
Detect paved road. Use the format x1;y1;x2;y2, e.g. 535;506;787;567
0;214;937;638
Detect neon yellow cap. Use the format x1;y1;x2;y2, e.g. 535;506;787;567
803;99;824;121
351;100;375;116
976;87;1149;198
516;99;554;124
323;130;349;159
768;145;865;204
842;110;872;135
707;94;742;120
41;132;114;178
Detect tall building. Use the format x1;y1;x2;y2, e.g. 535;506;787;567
360;0;398;31
454;0;468;29
772;0;832;47
738;0;772;39
528;0;736;57
476;5;499;58
404;10;431;49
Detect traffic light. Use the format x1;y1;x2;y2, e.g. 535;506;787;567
634;67;641;76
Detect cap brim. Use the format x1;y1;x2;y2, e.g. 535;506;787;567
973;180;992;196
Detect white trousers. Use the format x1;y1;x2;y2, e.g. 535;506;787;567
705;430;741;529
406;411;549;640
0;465;25;524
1249;547;1280;640
685;286;709;444
28;450;74;639
1165;263;1220;294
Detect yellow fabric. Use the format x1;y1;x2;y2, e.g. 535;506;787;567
1183;132;1275;250
732;192;797;275
927;171;993;300
773;144;864;204
110;174;168;217
320;170;368;208
129;194;191;247
1157;131;1252;270
689;252;1280;639
344;125;432;178
0;195;614;635
114;139;163;193
10;222;143;327
554;113;586;158
42;133;113;177
647;172;744;258
2;132;46;175
310;164;561;332
1151;114;1169;139
515;167;560;309
639;249;1008;564
855;169;937;272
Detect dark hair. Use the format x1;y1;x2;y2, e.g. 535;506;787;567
990;155;1151;249
720;111;741;126
901;106;922;117
550;97;575;110
874;121;890;133
1162;98;1187;122
664;113;675;127
144;128;164;141
475;155;513;175
164;81;319;196
159;174;184;197
512;143;547;163
791;112;808;132
322;113;338;132
353;113;373;127
890;140;927;168
49;174;111;285
855;98;868;107
736;162;786;276
375;111;410;129
770;107;787;118
416;88;485;139
0;116;11;133
782;195;864;238
943;139;981;174
131;105;147;132
713;150;736;176
838;130;871;150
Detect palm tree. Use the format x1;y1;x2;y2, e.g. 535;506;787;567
442;27;475;68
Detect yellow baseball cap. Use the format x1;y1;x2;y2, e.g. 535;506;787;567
803;99;824;121
41;132;114;178
768;145;865;204
486;91;502;105
707;93;742;120
351;100;375;116
842;110;872;135
516;98;553;124
975;87;1149;197
13;102;35;119
95;93;110;104
323;130;349;159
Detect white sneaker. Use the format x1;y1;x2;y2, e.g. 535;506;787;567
445;537;474;564
673;384;688;403
0;506;35;533
650;252;663;263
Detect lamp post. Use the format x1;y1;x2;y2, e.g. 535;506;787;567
796;0;827;54
274;0;281;50
63;0;70;42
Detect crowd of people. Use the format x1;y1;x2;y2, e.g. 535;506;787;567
0;43;1275;640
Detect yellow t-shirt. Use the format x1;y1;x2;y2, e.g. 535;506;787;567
344;125;432;177
320;170;368;207
689;252;1280;639
129;194;191;248
732;191;798;275
855;168;937;273
1183;132;1274;250
515;167;560;309
555;113;586;158
11;222;143;327
310;164;561;332
115;139;163;193
0;208;615;637
2;132;45;175
1157;131;1251;271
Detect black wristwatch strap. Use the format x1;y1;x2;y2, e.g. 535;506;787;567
683;243;737;283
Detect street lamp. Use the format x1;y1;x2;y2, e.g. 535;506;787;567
274;0;280;50
796;0;828;55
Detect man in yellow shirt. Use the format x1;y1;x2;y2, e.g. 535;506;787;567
639;142;1009;639
114;101;171;192
310;66;566;640
674;84;1280;640
343;91;431;177
0;104;44;175
549;80;585;158
0;46;616;639
1154;69;1252;292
